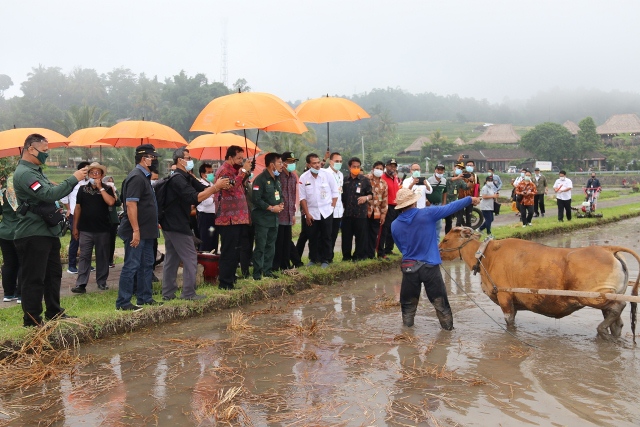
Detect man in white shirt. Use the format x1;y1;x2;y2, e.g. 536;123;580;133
196;163;218;252
61;161;90;274
402;163;432;208
299;153;339;268
553;170;573;222
326;152;344;262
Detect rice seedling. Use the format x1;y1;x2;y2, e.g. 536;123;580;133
227;311;253;332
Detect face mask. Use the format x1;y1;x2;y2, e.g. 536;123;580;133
520;172;525;178
466;166;474;173
310;167;320;175
488;172;493;176
249;173;254;180
373;169;383;178
435;172;444;179
560;177;565;181
206;173;214;182
412;170;420;178
183;159;194;171
33;147;49;165
332;162;342;171
150;179;157;186
274;169;280;177
287;163;296;172
524;176;531;181
487;180;494;185
88;178;95;185
350;167;361;175
455;168;462;176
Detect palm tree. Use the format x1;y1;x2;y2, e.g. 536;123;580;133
55;104;110;161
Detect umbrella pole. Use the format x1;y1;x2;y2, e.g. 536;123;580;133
327;122;330;151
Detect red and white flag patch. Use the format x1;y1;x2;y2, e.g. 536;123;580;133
253;185;260;191
30;181;42;192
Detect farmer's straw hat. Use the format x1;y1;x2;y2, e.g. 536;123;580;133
87;162;107;175
395;188;420;209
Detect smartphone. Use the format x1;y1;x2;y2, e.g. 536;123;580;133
462;154;469;159
416;177;426;185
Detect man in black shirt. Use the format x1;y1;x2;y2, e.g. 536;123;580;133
71;163;116;294
341;157;372;261
161;148;229;300
116;144;161;311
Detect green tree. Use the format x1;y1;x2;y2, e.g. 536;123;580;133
576;116;602;159
232;78;251;93
0;74;13;99
520;122;575;168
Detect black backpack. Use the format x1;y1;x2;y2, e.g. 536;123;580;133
120;172;178;222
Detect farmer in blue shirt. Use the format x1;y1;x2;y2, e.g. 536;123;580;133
391;188;480;329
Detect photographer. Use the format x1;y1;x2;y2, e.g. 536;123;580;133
456;158;478;227
161;148;230;300
214;145;252;290
70;163;116;294
515;170;537;226
402;163;433;208
13;133;88;327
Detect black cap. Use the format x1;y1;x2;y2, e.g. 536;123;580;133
386;158;398;166
534;167;540;171
135;144;161;157
435;164;445;170
281;151;299;162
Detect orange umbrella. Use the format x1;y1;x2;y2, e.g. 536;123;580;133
190;92;298;134
187;133;261;160
261;118;308;134
295;95;370;150
97;120;188;149
0;127;70;158
68;126;112;147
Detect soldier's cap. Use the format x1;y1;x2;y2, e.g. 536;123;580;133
435;164;445;170
87;162;107;175
455;162;465;168
281;151;298;162
386;159;398;166
135;144;161;157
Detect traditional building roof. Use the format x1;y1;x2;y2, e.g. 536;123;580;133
468;124;521;144
453;137;466;145
563;120;580;135
596;113;640;135
399;136;431;155
451;148;534;161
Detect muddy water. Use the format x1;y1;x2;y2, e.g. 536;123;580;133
3;219;640;426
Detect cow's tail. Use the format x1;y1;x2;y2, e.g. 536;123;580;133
606;246;640;344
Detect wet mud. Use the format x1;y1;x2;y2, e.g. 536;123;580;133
2;219;640;426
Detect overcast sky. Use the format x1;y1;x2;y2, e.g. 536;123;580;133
3;0;640;103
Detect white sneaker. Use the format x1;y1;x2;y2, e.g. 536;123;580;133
522;225;527;228
3;296;17;302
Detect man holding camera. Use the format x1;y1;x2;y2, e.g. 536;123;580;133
402;163;433;208
71;162;116;294
13;133;88;327
215;145;252;290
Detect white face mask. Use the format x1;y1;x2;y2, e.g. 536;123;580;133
373;169;383;178
435;172;443;179
560;177;566;181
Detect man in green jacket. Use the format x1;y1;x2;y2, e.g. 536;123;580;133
251;152;284;280
13;133;88;327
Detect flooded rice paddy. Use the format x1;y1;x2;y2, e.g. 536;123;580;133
3;218;640;426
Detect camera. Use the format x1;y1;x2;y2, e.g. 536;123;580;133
228;178;236;186
60;217;70;237
462;154;469;159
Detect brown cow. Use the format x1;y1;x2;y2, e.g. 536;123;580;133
439;227;640;340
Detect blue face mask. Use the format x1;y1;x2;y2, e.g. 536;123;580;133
88;178;95;186
274;169;280;177
333;162;342;171
287;163;296;172
185;159;194;171
466;166;474;173
455;168;462;176
206;173;214;182
412;171;421;178
520;172;525;178
310;168;320;175
249;173;254;180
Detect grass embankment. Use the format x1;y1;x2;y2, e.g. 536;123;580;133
0;255;399;349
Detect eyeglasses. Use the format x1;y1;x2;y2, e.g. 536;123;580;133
143;155;156;159
88;170;102;176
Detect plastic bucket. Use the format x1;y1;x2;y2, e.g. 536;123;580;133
197;252;220;283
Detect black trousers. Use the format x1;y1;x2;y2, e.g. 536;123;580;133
444;212;454;234
557;199;572;221
197;211;218;252
519;204;534;225
0;238;20;297
218;224;245;289
341;217;368;261
366;216;383;259
455;204;473;227
308;215;333;264
329;216;341;262
534;194;545;215
272;224;293;270
108;223;118;264
239;224;254;277
381;206;397;255
400;264;453;330
296;214;310;258
15;236;63;326
68;214;79;268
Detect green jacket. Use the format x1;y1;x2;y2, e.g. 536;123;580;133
0;189;19;241
445;174;468;204
251;169;282;228
13;160;78;239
